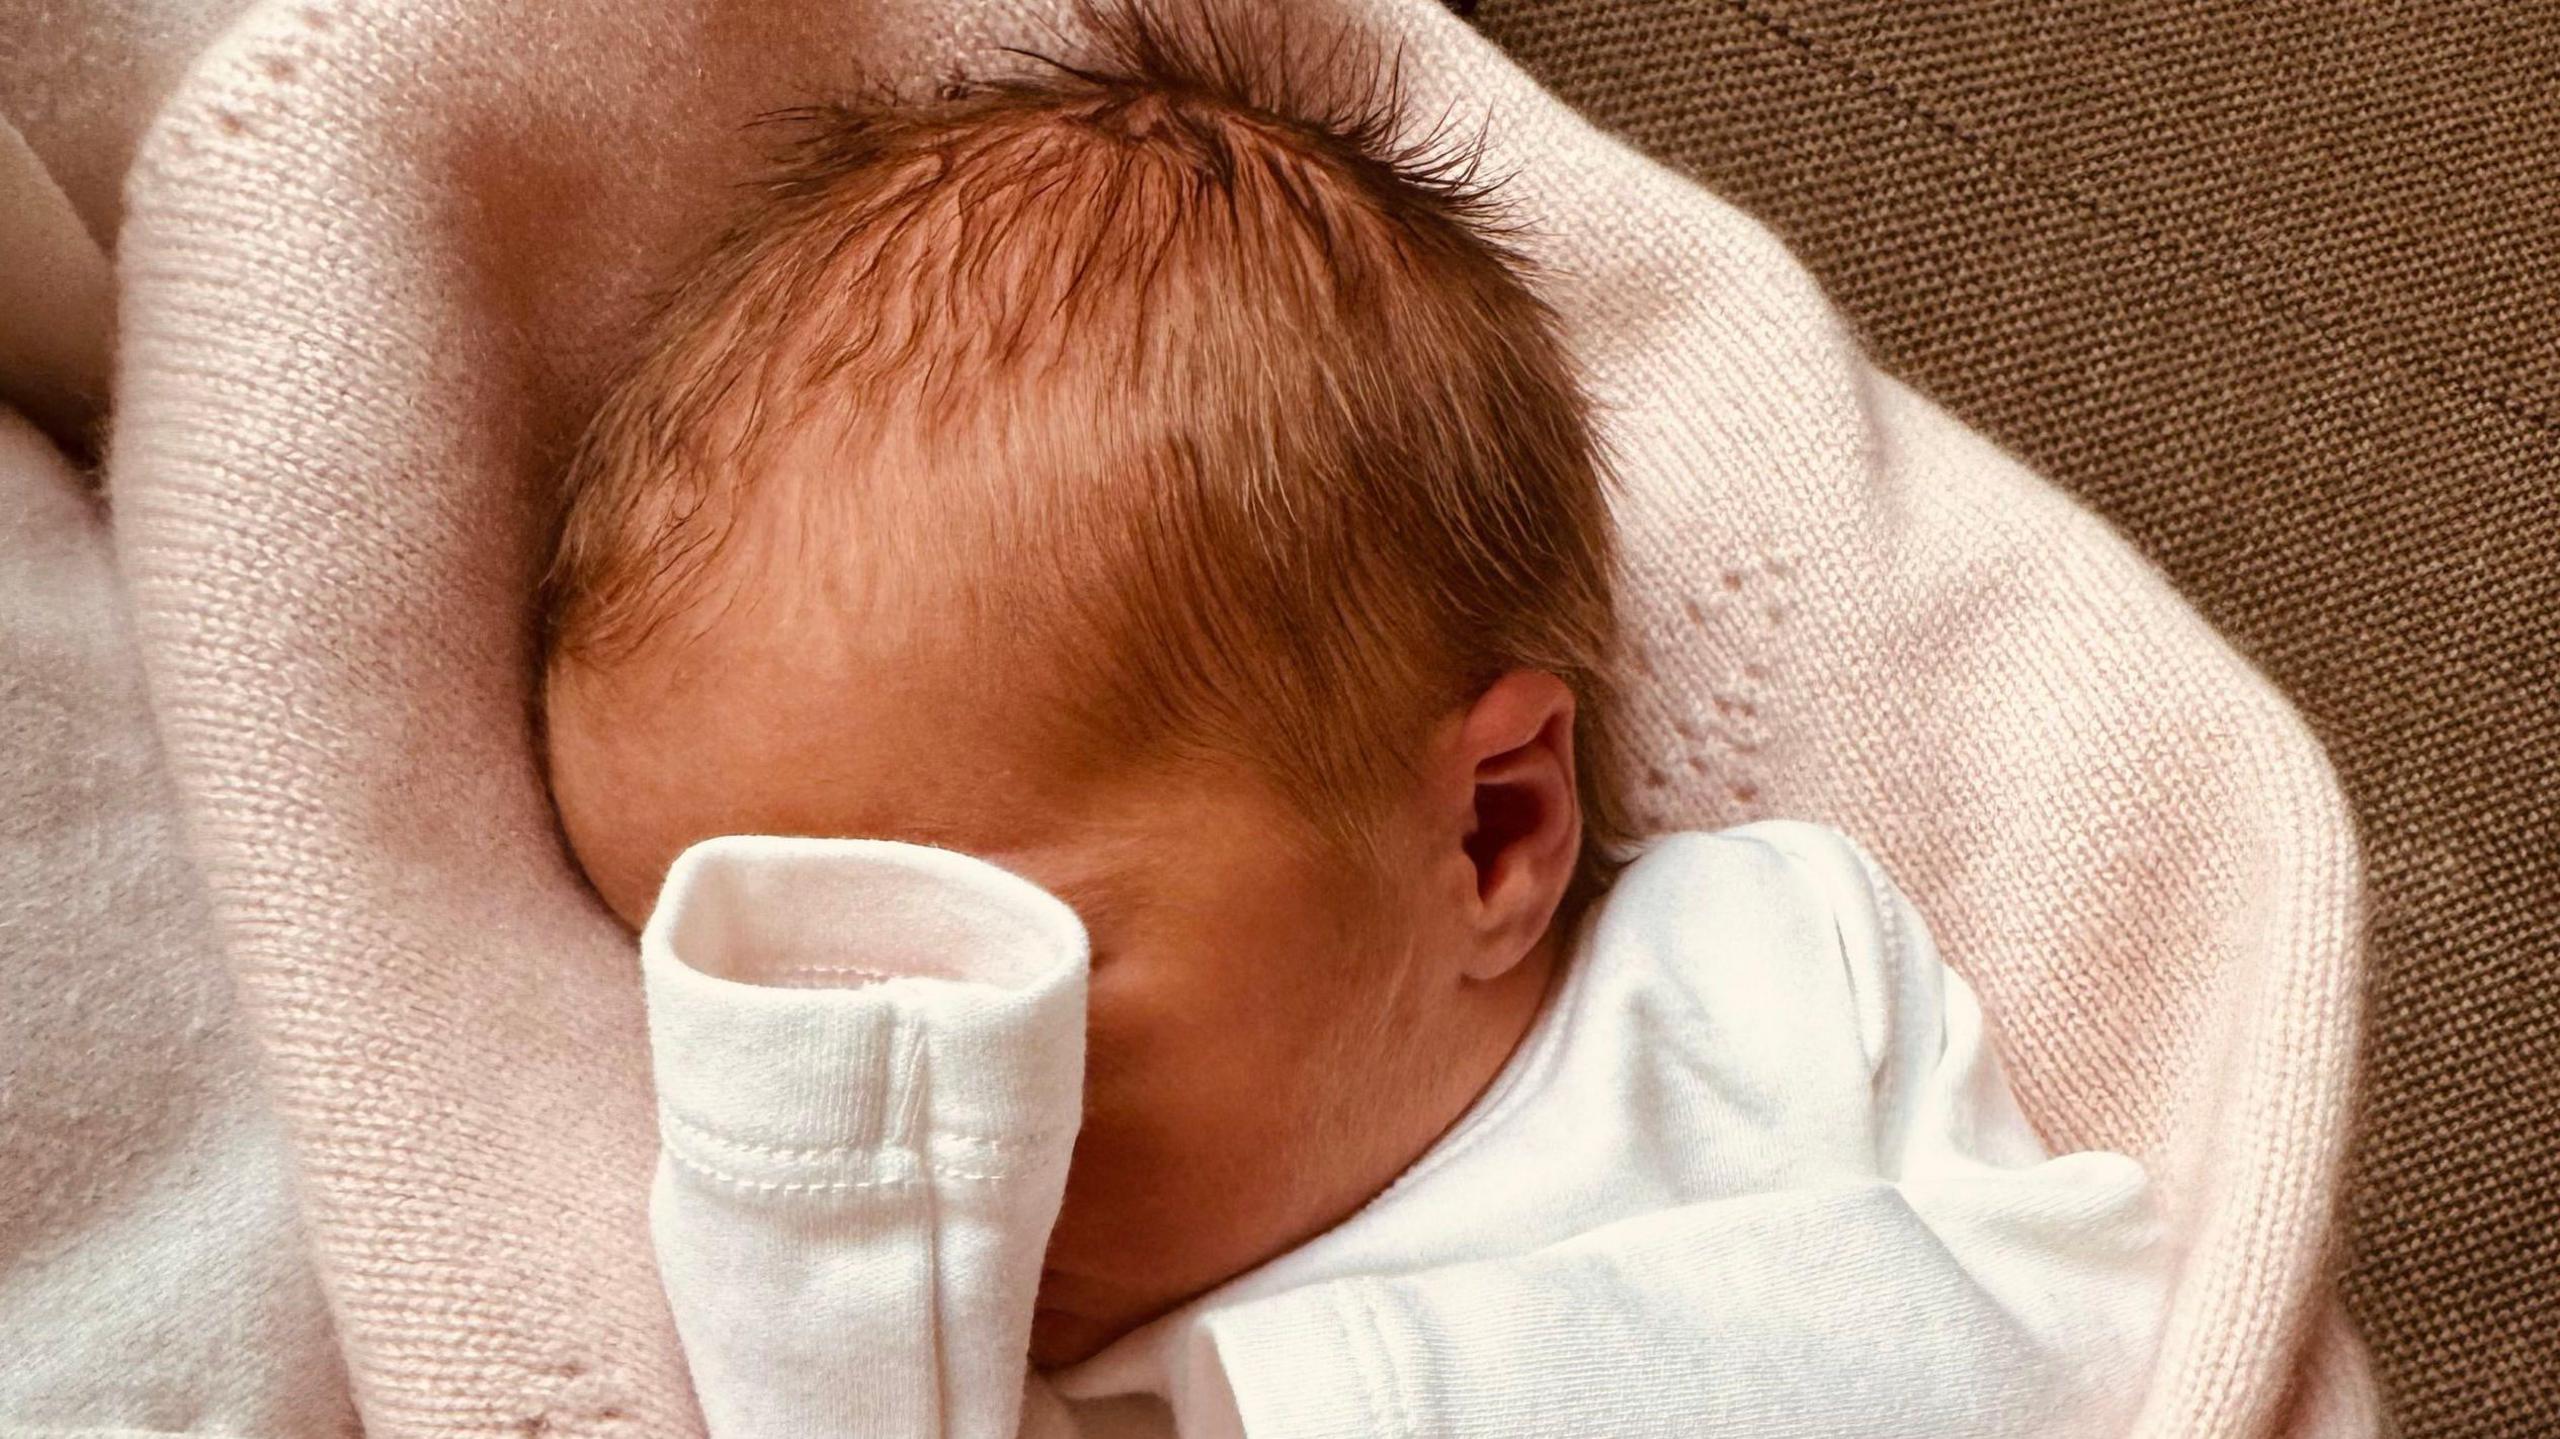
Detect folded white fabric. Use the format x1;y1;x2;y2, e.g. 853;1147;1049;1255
643;823;2167;1438
645;837;1088;1439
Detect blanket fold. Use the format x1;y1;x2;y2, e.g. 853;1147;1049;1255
104;0;2374;1434
0;401;351;1437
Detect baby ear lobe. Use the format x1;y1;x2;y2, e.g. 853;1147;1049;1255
1453;671;1582;981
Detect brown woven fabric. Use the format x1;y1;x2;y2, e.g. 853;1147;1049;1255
1469;2;2560;1434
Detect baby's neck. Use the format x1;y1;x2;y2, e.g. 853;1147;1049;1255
1364;917;1572;1202
1456;920;1571;1122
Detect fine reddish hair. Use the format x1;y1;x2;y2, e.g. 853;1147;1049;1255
541;0;1632;910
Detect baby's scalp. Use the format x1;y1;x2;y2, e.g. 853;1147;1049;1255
541;0;1631;903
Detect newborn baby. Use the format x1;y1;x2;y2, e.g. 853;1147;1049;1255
539;6;2166;1435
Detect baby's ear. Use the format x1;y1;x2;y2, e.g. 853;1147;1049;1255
1451;670;1582;981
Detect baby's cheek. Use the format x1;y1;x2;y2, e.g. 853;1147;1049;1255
1067;938;1329;1213
1078;948;1261;1135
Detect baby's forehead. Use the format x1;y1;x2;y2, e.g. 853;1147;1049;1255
544;606;1320;935
549;629;1084;899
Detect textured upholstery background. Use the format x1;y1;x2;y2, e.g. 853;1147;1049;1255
1466;3;2557;1434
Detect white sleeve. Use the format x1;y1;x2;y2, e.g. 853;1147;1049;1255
1181;823;2168;1439
641;835;1091;1439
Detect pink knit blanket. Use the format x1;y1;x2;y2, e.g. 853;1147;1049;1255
109;0;2374;1433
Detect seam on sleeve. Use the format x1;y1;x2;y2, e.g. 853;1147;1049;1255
763;963;901;987
890;1010;929;1149
1848;841;1915;1075
665;1144;1013;1192
657;1104;1064;1160
1757;824;1897;1075
1350;1282;1417;1438
662;1144;922;1196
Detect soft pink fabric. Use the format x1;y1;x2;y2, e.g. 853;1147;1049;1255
108;0;2371;1435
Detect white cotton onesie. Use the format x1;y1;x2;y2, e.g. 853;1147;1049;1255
641;822;2169;1439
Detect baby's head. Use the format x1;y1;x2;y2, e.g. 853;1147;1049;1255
540;3;1627;1364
